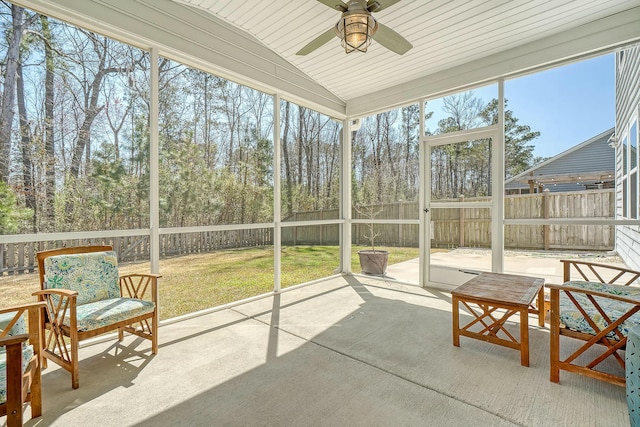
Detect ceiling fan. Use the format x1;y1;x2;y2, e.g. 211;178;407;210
296;0;412;55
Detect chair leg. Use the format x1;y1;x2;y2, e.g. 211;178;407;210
6;343;23;427
152;311;158;354
30;358;43;418
71;332;80;389
550;288;560;383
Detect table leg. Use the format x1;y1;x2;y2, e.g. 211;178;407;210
452;295;460;347
520;307;529;367
537;286;545;327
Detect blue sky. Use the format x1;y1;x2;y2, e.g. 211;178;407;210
505;54;615;159
424;54;615;159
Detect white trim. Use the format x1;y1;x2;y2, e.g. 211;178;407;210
351;219;418;225
0;229;150;244
273;93;282;292
423;125;499;146
150;47;160;274
492;79;505;273
160;223;274;234
341;119;352;274
422;106;500;286
281;220;344;228
419;100;428;287
630;118;639;220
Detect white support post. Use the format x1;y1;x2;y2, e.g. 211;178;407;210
341;119;352;273
273;94;282;292
491;79;505;273
419;100;429;287
150;48;160;274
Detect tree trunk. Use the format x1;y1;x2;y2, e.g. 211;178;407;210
41;15;55;229
0;5;25;183
282;101;293;217
297;106;303;186
16;61;36;231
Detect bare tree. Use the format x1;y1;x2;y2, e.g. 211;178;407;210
0;5;25;183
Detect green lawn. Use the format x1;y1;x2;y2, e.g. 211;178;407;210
0;245;422;320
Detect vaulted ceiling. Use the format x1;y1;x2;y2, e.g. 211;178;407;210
15;0;640;119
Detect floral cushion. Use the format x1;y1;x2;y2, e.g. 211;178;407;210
0;311;34;404
60;298;155;332
559;281;640;339
43;251;121;306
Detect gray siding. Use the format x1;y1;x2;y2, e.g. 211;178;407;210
505;129;614;192
615;46;640;271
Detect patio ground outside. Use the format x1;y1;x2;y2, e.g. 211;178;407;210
13;274;629;427
385;248;626;289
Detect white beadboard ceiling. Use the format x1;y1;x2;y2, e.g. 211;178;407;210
177;0;640;103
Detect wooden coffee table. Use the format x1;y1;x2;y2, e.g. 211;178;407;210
451;272;545;366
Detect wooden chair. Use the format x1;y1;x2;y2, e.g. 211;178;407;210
548;259;640;386
34;245;160;389
0;302;46;427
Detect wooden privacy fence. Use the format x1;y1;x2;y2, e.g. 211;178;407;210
0;190;614;275
430;190;614;250
286;189;615;250
0;228;272;276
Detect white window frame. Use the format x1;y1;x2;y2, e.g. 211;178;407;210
622;112;639;220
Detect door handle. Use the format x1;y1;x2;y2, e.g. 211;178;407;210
424;208;429;213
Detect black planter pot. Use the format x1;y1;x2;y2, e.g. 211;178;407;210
357;250;389;275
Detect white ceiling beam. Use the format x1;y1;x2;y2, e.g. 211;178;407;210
346;6;640;118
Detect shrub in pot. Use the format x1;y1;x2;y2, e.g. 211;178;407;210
356;205;389;275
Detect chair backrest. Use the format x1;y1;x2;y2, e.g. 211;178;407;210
38;246;120;306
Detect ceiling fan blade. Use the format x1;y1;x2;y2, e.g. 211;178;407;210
296;28;337;56
316;0;348;12
367;0;401;13
371;22;412;55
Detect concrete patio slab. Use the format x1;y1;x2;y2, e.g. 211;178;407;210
13;275;629;427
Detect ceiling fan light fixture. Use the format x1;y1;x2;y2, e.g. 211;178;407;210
335;11;378;53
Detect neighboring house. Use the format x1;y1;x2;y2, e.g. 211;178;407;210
615;45;640;271
504;128;615;194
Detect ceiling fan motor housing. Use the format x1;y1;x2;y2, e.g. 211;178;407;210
335;2;378;53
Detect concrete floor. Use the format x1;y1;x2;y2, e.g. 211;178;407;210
13;273;630;427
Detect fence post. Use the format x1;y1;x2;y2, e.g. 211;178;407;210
543;189;550;250
320;209;324;245
399;202;404;247
459;195;465;247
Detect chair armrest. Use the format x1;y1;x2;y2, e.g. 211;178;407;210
0;334;29;347
32;289;78;331
560;259;640;286
120;273;162;279
119;273;160;302
33;288;79;299
546;283;640;306
0;301;47;316
547;282;640;343
0;303;46;355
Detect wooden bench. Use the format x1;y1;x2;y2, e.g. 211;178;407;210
34;246;160;389
548;259;640;386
